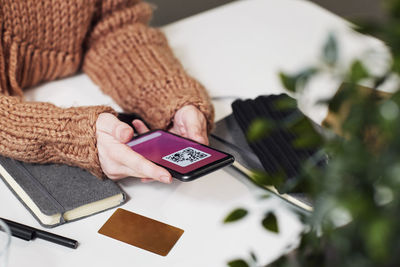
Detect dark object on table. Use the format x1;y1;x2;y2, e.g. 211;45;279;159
0;156;126;228
117;112;151;131
209;94;327;211
0;217;78;249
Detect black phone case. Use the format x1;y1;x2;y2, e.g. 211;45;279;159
129;130;235;181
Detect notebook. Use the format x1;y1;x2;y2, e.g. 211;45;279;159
209;94;324;212
0;156;126;228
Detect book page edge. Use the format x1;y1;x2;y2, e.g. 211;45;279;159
232;161;314;212
63;194;125;221
0;163;61;225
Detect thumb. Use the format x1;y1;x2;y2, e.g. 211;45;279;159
96;113;134;143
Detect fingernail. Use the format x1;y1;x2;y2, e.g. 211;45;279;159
160;175;172;184
119;127;131;141
195;135;206;144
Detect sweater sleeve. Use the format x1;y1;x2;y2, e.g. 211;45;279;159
0;95;116;178
82;0;214;131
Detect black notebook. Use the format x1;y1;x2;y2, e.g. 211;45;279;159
210;94;322;212
0;156;127;228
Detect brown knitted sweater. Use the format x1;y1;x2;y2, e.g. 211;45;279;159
0;0;214;178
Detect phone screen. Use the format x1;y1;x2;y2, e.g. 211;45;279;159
127;130;230;176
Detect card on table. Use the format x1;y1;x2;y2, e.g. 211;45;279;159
98;208;184;256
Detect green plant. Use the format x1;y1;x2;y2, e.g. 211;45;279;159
224;1;400;266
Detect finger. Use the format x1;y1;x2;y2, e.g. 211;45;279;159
104;165;140;181
120;146;172;183
189;132;208;145
132;119;150;134
183;119;208;145
99;142;166;181
141;178;154;183
97;113;134;143
168;124;184;137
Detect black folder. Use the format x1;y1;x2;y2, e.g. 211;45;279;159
209;94;324;211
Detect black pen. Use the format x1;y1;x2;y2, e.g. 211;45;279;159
0;217;78;249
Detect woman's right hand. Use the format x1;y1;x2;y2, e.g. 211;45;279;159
95;113;172;183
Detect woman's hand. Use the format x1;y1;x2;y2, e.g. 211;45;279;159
95;113;172;183
169;105;209;145
95;106;207;182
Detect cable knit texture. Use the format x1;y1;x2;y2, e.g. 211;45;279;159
0;0;214;178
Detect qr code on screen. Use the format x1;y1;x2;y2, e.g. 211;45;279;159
162;147;211;167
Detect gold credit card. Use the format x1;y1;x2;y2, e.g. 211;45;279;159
98;208;184;256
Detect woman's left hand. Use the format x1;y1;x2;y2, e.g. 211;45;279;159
168;105;209;145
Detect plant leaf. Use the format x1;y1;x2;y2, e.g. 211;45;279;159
228;259;250;267
262;212;279;233
323;33;338;66
365;218;391;261
327;84;353;113
247;118;273;142
297;67;318;89
279;72;298;92
289;117;323;149
250;251;258;262
224;208;248;223
349;60;369;82
274;96;298;111
259;194;271;199
251;170;285;189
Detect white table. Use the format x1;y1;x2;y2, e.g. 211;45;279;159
0;0;389;266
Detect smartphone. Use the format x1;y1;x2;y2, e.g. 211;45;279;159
126;130;234;181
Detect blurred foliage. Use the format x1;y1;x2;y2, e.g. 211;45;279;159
224;208;249;223
262;213;279;233
228;259;251;267
246;118;273;142
225;0;400;266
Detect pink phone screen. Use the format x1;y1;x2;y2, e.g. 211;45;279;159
127;130;227;174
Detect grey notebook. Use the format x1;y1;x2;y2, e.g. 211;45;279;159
0;156;126;228
210;114;313;212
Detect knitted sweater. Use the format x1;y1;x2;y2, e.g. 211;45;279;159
0;0;214;178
